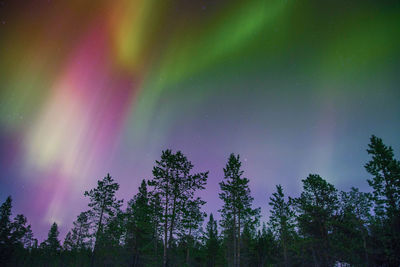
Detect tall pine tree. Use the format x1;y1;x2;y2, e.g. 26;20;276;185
292;174;338;267
365;135;400;265
148;149;208;267
84;173;122;266
268;185;295;267
219;153;260;267
125;179;154;266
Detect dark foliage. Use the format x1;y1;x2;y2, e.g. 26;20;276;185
1;135;399;266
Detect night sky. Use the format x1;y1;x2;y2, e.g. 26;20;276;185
0;0;399;242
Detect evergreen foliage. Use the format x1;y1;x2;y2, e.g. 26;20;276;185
84;173;123;266
219;153;260;267
148;149;208;267
1;135;400;266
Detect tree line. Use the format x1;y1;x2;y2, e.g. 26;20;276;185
0;135;399;266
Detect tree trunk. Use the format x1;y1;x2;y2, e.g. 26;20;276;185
168;195;178;250
163;199;169;267
186;226;192;265
233;208;237;267
282;226;288;267
90;203;105;267
154;220;158;265
311;246;319;267
283;239;288;267
362;235;368;266
237;210;241;267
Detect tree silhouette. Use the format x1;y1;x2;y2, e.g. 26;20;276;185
64;211;92;251
125;179;154;266
148;149;208;267
203;213;220;267
84;173;122;266
1;137;400;266
219;153;260;267
178;197;206;265
0;196;13;264
365;135;400;265
292;174;338;267
268;185;295;267
332;187;372;265
41;222;61;251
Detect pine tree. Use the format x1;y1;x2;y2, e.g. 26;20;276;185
365;135;400;265
125;179;154;266
291;174;338;267
240;223;256;267
0;196;12;241
99;210;125;265
63;232;74;251
84;173;122;266
0;196;13;264
148;190;163;265
219;153;260;267
268;185;295;267
20;224;36;249
204;213;219;267
0;196;36;266
332;188;372;265
254;224;278;266
148;149;208;267
41;222;61;251
64;211;92;251
10;214;29;246
178;197;206;265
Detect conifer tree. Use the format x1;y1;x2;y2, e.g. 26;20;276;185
219;153;260;267
148;190;163;265
84;173;122;266
98;210;125;265
240;223;257;267
178;197;206;265
365;135;400;265
0;196;13;264
254;223;278;266
333;188;372;265
0;196;35;265
64;211;92;251
292;174;338;267
268;185;295;267
125;179;154;266
148;149;208;267
41;222;61;251
20;224;36;249
203;213;219;267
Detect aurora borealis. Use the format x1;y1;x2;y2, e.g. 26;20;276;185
0;0;399;241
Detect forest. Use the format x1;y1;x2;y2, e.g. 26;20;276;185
0;135;399;267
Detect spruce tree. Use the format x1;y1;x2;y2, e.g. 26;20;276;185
203;213;220;267
219;153;260;267
268;185;295;267
41;222;61;251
